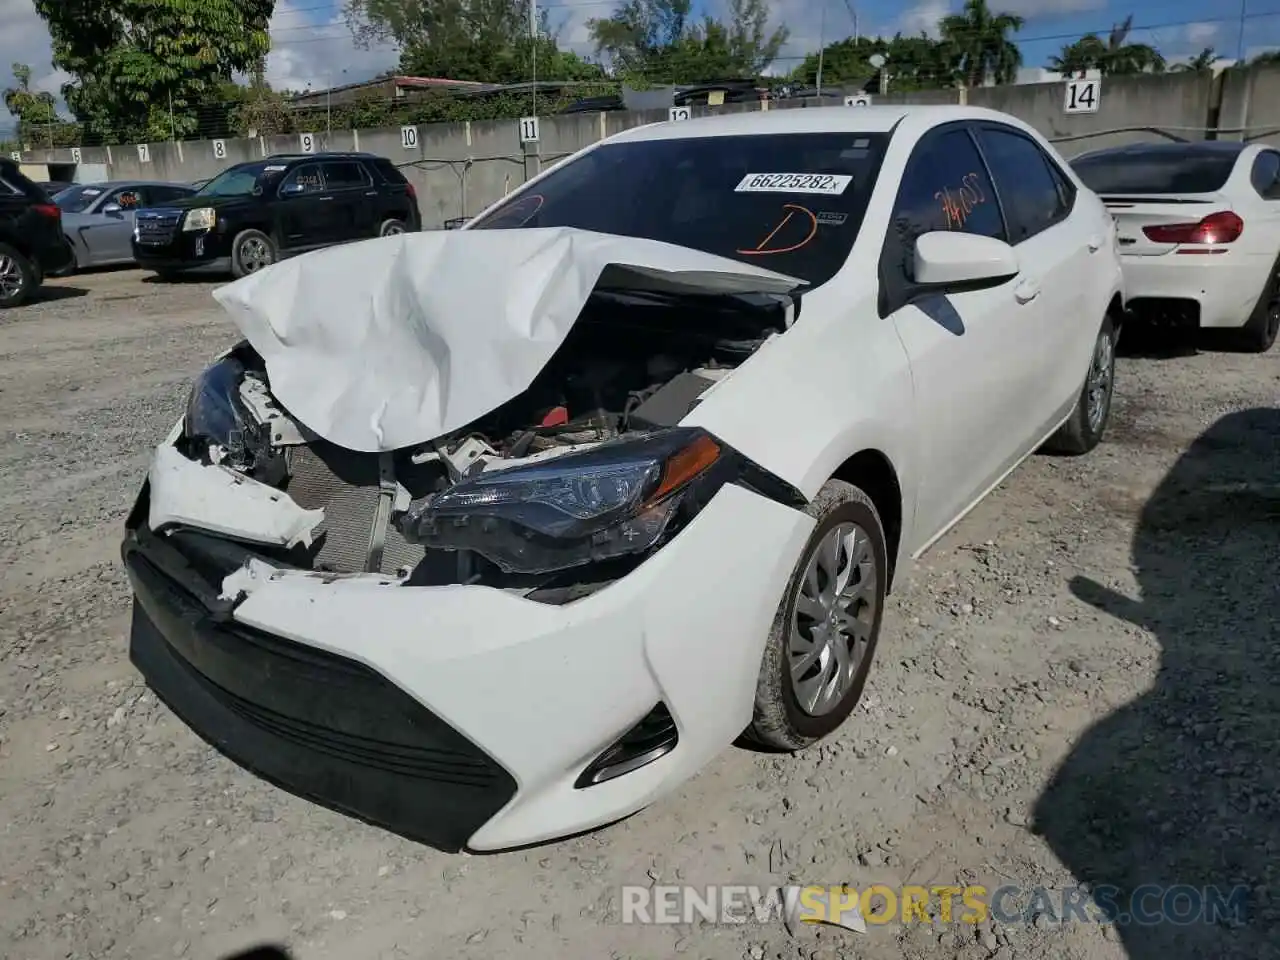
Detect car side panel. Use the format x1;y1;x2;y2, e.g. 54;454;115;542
680;282;920;568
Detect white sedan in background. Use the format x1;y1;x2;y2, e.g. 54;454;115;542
1072;140;1280;352
122;105;1123;852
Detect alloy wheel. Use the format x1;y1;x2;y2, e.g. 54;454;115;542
0;254;24;300
240;237;273;273
788;522;880;717
1086;326;1115;433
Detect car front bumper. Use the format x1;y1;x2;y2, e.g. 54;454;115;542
132;229;233;274
123;460;814;851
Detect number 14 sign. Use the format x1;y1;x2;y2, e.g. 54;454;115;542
1064;77;1100;114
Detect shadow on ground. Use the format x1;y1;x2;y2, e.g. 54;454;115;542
221;948;293;960
28;285;89;303
1033;408;1280;958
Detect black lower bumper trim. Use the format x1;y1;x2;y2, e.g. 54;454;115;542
123;530;517;851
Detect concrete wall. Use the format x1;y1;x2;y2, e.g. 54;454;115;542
969;70;1218;158
20;67;1280;228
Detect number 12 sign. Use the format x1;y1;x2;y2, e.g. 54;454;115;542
1064;78;1100;114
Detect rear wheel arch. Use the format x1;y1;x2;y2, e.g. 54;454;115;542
830;449;903;593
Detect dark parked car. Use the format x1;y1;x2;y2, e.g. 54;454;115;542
131;152;422;279
0;159;74;308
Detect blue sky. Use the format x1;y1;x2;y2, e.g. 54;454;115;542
4;0;1280;130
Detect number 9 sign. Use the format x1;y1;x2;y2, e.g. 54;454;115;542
299;132;316;154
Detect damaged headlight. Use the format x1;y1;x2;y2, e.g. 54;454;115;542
182;354;285;482
398;427;804;575
185;355;248;455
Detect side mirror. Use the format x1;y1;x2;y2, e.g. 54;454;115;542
102;203;123;217
443;216;472;230
912;231;1019;287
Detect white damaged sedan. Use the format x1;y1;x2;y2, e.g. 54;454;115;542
122;106;1123;852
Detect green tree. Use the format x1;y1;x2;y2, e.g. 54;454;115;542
3;64;58;127
2;63;81;148
790;34;957;91
345;0;604;83
33;0;276;144
1173;47;1220;72
939;0;1024;87
1047;16;1165;76
588;0;787;84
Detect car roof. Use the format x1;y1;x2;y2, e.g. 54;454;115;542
603;105;1039;144
1072;140;1250;163
261;152;381;162
70;180;195;189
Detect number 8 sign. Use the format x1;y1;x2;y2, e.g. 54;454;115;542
213;139;227;160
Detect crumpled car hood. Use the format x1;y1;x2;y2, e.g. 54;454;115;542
210;227;806;453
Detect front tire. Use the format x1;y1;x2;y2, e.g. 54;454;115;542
0;243;36;309
1043;314;1117;456
230;229;277;279
747;480;888;751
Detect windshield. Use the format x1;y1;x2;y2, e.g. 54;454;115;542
1072;148;1241;195
196;162;274;197
469;132;890;287
53;185;108;213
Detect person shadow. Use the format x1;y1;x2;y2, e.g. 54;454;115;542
1032;407;1280;958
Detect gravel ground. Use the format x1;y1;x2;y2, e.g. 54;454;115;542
1;269;1277;960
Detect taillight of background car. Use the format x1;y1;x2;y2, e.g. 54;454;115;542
32;202;61;222
1142;210;1244;250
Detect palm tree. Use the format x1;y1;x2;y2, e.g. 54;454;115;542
1101;16;1165;74
1173;47;1220;72
939;0;1024;87
1048;15;1164;76
1047;35;1107;75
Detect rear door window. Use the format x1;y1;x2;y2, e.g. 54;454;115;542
0;163;47;200
976;126;1070;244
1072;148;1241;195
281;164;326;196
1251;151;1280;199
321;161;371;190
149;185;193;204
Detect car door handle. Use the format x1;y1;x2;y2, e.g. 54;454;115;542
1014;279;1040;304
317;196;334;201
1087;234;1103;252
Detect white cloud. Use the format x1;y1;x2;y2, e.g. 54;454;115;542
1183;22;1220;48
0;0;65;134
898;1;950;39
265;0;397;92
1003;0;1106;13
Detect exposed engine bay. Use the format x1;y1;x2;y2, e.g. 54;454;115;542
174;287;798;595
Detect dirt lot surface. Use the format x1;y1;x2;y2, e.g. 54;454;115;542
1;269;1277;960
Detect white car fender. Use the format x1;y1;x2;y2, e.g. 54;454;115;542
682;285;919;552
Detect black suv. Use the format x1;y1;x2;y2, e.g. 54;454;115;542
0;158;75;308
132;152;422;279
